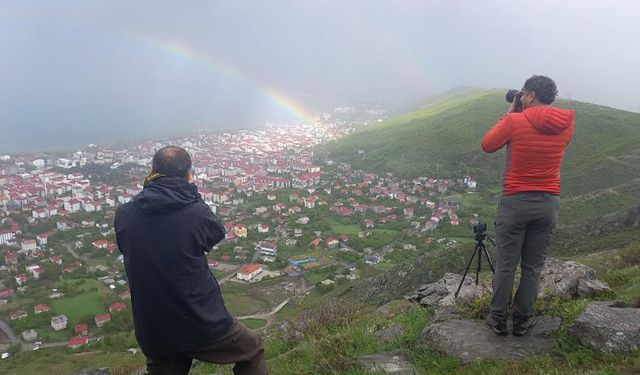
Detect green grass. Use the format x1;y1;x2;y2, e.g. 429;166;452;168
50;290;103;323
372;261;395;272
0;347;145;375
240;318;267;329
50;288;104;327
221;277;296;316
328;217;362;235
580;242;640;305
303;266;342;285
224;295;269;316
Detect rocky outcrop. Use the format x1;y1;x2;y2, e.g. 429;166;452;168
409;259;611;315
129;368;147;375
358;351;415;375
376;323;405;343
538;258;612;299
591;205;640;235
350;254;445;305
408;259;615;363
420;316;562;364
571;301;640;353
409;273;489;313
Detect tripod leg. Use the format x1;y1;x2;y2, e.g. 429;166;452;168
476;244;482;285
455;245;479;298
481;244;496;274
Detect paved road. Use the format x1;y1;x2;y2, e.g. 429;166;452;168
62;242;89;262
0;319;18;344
0;319;72;353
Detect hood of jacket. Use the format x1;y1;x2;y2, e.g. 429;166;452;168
133;176;200;214
523;106;574;135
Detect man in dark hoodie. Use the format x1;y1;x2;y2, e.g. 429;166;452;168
481;76;574;337
115;146;267;375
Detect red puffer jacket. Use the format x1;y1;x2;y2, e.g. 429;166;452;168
481;106;574;195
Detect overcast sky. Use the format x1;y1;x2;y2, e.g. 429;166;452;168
1;0;639;152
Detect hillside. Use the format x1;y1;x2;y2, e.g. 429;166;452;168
322;90;640;198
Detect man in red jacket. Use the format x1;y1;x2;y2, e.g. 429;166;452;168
481;76;574;336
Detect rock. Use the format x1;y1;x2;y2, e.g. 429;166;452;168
591;205;640;235
409;273;489;312
419;316;561;364
358;351;415;375
129;367;147;375
571;301;640;353
538;258;611;299
376;323;405;343
348;255;444;305
377;300;418;318
431;306;460;323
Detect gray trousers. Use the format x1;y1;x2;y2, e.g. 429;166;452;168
490;191;559;321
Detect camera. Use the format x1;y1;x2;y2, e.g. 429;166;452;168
505;89;523;112
473;222;487;234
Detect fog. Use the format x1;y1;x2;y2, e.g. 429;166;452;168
1;0;639;152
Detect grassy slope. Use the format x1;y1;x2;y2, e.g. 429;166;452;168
322;90;640;198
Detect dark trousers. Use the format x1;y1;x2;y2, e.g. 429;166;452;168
490;192;559;322
146;320;268;375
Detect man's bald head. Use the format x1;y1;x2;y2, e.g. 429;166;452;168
152;146;192;178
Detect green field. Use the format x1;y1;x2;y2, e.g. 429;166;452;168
327;218;361;235
50;282;105;326
221;277;295;316
240;318;267;329
224;294;269;316
372;261;395;272
0;348;145;375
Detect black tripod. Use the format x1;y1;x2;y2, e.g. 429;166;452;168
454;230;496;298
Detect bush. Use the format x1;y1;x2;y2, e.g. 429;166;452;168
618;242;640;267
277;298;369;344
455;292;491;319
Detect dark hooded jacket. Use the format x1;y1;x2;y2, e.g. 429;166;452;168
114;176;231;356
481;106;575;195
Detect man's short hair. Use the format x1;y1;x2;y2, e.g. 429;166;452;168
523;75;558;104
152;146;192;177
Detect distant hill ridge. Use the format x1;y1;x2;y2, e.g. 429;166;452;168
322;89;640;198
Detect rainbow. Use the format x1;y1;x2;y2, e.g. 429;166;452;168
134;35;316;125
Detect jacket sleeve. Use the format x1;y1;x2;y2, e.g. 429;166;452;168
481;114;513;153
199;203;226;251
114;206;125;255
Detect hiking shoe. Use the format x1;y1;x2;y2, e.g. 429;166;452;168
485;314;508;336
513;316;537;337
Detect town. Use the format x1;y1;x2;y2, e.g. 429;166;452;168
0;113;481;358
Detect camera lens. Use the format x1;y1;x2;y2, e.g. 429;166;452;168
506;89;521;103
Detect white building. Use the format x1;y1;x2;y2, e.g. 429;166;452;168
22;329;38;342
56;158;77;169
0;231;16;245
21;239;37;253
51;315;68;331
236;264;263;281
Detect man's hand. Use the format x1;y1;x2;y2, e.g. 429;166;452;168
507;98;519;113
